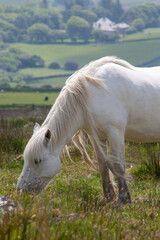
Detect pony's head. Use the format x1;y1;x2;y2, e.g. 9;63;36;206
17;123;61;193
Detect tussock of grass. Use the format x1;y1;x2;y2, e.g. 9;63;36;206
129;143;160;179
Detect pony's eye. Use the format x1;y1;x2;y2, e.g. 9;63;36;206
34;160;38;165
34;159;41;165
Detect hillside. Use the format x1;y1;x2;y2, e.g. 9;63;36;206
0;0;159;7
0;0;40;6
121;0;160;8
9;39;160;88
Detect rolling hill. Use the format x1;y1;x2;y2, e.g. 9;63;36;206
0;0;159;7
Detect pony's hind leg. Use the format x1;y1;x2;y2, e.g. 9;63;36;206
94;140;116;203
107;127;131;206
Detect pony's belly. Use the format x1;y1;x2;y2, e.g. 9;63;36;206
125;128;160;143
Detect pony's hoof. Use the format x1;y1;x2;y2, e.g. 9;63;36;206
104;193;116;204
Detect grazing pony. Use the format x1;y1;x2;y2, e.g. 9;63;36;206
17;56;160;206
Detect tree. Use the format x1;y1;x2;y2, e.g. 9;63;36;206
121;3;160;28
71;5;97;27
64;61;79;70
64;0;75;9
75;0;84;7
113;0;123;23
100;0;113;11
99;0;114;19
66;16;90;42
48;62;60;69
18;54;45;68
33;9;62;29
0;20;18;42
91;6;106;19
50;30;67;42
14;13;31;29
42;0;48;8
92;30;107;42
27;23;51;43
132;18;145;31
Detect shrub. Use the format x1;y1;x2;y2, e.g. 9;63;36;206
132;18;145;32
50;30;67;42
126;26;137;34
48;62;60;69
18;54;45;68
107;32;119;42
22;74;34;83
92;30;107;43
64;61;79;71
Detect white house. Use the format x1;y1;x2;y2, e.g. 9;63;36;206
93;18;115;33
114;23;130;34
93;18;129;34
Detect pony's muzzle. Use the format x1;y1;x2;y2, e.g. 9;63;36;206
17;175;51;193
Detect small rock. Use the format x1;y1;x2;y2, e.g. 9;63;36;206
50;213;80;223
0;195;18;213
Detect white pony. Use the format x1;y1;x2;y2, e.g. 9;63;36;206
17;56;160;206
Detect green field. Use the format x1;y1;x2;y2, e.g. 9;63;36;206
11;40;160;87
18;68;72;88
12;40;160;67
19;68;73;78
0;92;59;106
121;28;160;42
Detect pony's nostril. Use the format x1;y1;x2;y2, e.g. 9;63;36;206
16;186;21;191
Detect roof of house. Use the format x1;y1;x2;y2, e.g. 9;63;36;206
93;18;115;32
93;18;130;32
114;23;130;29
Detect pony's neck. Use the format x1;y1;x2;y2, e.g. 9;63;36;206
42;89;85;155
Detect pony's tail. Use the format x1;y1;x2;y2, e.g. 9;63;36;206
72;131;98;171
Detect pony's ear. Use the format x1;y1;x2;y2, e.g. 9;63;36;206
33;122;40;134
44;129;51;145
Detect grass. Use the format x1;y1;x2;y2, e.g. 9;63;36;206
19;68;73;78
121;28;160;42
1;166;160;239
11;40;160;68
9;40;160;87
18;68;72;88
0;92;59;106
1;110;160;239
24;76;68;88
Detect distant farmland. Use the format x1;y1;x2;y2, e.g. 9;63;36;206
11;39;160;88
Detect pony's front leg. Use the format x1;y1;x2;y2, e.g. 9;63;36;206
94;141;116;203
108;127;131;206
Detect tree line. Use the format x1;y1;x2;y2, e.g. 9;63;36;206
0;0;160;43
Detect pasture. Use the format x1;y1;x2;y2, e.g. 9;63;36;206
12;40;160;67
0;109;160;239
120;28;160;42
10;40;160;88
0;92;59;107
